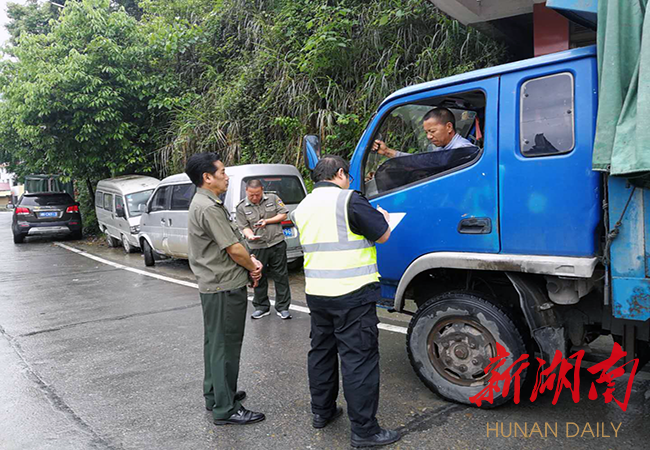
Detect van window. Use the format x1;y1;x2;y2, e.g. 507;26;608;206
115;196;125;216
364;92;485;197
240;176;305;204
520;72;574;157
126;189;154;218
149;186;170;212
104;193;113;212
95;191;104;209
171;184;197;210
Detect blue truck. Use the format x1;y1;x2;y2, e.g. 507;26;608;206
302;37;649;406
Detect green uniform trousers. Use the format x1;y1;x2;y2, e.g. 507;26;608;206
251;240;292;313
200;286;248;419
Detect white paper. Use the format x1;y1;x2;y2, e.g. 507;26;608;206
387;212;406;231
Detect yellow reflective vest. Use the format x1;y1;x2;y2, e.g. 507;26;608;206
293;186;380;296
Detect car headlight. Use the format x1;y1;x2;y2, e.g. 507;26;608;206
130;225;140;234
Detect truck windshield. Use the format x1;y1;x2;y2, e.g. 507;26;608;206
241;176;306;204
126;189;154;217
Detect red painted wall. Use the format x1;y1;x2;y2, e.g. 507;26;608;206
534;2;570;56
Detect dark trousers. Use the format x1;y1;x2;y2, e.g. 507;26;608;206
307;301;381;437
251;240;291;312
200;286;247;420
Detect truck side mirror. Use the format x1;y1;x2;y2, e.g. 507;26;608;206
302;135;321;171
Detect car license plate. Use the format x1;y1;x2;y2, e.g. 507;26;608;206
39;211;57;218
283;227;295;238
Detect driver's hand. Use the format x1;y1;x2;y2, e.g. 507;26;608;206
373;140;389;156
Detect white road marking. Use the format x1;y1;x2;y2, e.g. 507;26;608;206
54;243;407;335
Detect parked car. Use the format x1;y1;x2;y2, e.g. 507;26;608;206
138;164;307;267
95;176;160;253
12;192;82;244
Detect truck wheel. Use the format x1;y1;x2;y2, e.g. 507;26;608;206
407;291;528;408
142;239;155;267
105;232;119;248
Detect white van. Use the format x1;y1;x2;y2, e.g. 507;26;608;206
95;176;160;253
138;164;307;267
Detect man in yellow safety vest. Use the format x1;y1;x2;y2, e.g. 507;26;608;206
293;155;401;448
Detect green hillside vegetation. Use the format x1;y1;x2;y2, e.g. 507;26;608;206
0;0;505;232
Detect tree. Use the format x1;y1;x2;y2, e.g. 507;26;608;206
4;0;65;49
1;0;160;204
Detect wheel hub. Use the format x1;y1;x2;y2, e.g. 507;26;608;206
427;318;497;386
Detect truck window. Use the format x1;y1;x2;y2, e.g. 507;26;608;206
170;184;197;211
364;96;483;197
520;72;574;157
103;193;113;212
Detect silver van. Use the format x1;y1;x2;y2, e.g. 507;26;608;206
138;164;307;267
95;176;160;253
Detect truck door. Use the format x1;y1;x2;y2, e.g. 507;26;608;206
355;77;500;288
498;57;600;257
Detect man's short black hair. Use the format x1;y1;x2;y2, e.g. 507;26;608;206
185;152;222;187
311;155;350;183
246;179;263;189
423;107;456;131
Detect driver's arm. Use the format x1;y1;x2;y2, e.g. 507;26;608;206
372;140;409;158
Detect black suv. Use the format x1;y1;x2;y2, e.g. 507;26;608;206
12;192;83;244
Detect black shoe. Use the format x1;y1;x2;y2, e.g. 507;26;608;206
213;406;266;425
351;428;401;448
205;390;247;411
312;406;343;429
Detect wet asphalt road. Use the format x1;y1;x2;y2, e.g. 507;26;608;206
1;211;649;450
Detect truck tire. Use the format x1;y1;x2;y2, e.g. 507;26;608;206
142;239;155;267
407;291;528;408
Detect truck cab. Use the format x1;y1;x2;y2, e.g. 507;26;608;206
303;45;648;406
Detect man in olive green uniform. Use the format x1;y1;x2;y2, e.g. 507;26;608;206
236;179;292;320
186;153;266;426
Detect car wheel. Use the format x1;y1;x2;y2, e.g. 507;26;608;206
13;233;25;244
407;291;528;408
70;230;83;240
122;235;135;254
105;232;119;248
142;239;155;267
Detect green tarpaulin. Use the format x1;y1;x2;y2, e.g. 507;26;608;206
593;0;650;182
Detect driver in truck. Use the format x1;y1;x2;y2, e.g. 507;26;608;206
371;107;472;157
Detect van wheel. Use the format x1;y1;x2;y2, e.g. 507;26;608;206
407;291;528;408
122;235;135;254
142;240;155;267
105;232;119;248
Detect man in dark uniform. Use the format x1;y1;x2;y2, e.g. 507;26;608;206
293;156;401;448
185;152;265;426
235;179;292;320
